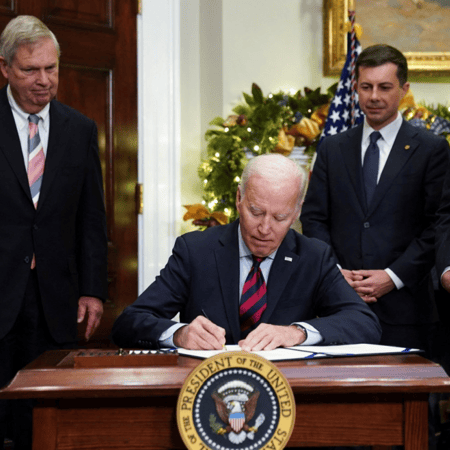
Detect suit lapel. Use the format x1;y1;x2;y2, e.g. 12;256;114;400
368;121;417;215
262;231;299;323
37;100;70;209
215;221;241;343
0;87;33;202
339;124;367;214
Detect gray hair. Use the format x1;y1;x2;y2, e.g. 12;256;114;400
0;15;60;65
240;153;308;209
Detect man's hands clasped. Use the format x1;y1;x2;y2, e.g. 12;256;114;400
341;268;395;303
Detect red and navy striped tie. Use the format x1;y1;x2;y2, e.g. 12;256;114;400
240;256;267;335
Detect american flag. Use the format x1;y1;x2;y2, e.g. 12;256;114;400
319;11;364;147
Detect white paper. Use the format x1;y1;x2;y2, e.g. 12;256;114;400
295;343;420;356
177;343;420;361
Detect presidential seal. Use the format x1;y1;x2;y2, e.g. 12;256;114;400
177;351;295;450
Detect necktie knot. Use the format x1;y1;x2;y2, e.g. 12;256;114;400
370;131;381;145
252;255;264;266
28;114;40;125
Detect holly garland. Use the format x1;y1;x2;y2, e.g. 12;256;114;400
195;83;333;224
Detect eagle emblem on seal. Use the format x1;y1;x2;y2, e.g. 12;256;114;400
210;380;265;444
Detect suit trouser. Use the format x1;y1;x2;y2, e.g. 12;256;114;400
0;270;75;450
434;287;450;376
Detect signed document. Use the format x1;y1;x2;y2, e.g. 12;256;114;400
177;343;421;361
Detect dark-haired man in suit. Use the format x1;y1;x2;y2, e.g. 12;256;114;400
0;15;107;450
301;43;449;356
301;42;450;450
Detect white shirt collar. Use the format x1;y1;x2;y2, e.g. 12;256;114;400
7;84;50;132
362;112;403;147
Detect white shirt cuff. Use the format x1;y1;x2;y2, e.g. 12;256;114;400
441;266;450;281
385;268;404;290
159;322;187;348
293;322;323;345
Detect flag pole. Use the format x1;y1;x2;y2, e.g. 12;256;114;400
318;3;363;147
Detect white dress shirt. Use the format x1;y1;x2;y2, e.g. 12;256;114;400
6;84;50;169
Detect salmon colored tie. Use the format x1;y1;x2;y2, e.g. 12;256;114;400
27;114;45;269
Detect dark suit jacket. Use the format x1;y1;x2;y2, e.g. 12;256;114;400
436;166;450;279
0;86;107;343
301;120;449;326
112;220;381;348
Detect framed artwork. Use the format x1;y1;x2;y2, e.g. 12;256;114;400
323;0;450;77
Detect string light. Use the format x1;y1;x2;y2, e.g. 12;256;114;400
208;199;218;209
195;83;335;224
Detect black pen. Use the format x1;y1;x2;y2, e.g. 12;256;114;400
201;309;227;351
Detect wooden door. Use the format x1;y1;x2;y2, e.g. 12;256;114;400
0;1;138;346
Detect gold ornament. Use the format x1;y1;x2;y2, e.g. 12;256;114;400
223;115;238;127
287;117;321;146
183;204;229;227
273;128;295;156
345;22;363;39
183;204;210;221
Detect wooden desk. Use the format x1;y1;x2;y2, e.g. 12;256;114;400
0;350;449;449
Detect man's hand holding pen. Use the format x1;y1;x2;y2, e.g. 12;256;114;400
173;315;307;351
173;316;226;350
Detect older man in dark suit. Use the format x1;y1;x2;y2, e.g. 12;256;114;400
112;154;380;351
0;16;107;450
301;44;449;355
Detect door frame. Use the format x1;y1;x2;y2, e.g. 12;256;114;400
138;0;181;294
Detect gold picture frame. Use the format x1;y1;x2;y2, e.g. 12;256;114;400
323;0;450;77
